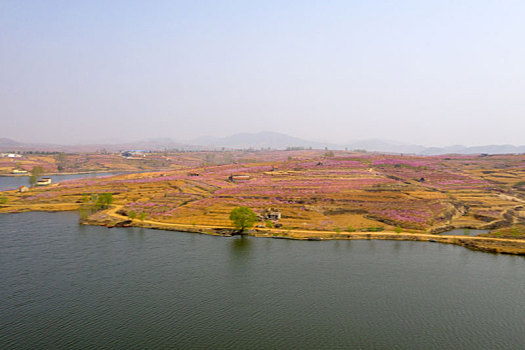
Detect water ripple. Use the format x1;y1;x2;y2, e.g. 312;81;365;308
1;212;524;349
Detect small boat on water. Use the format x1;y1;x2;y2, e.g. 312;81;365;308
36;178;52;186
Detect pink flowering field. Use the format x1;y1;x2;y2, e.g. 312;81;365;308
3;150;524;232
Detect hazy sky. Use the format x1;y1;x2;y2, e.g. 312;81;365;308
1;0;524;146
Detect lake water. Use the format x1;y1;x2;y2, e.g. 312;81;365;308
0;173;120;191
440;229;490;236
1;212;524;349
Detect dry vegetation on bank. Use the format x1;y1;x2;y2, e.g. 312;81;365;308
1;150;524;254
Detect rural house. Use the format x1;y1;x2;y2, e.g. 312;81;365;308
228;174;251;182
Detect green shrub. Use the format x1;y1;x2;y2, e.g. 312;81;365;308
28;166;44;187
95;193;114;209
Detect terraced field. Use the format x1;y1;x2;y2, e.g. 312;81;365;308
1;150;524;240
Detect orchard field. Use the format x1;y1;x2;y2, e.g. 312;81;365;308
1;150;524;238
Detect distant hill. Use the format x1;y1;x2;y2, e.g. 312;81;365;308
110;138;203;152
344;139;426;154
191;131;340;150
0;138;68;152
0;138;23;149
0;138;200;153
419;144;525;155
347;142;525;155
1;133;524;155
194;132;525;155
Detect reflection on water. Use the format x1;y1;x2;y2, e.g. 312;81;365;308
229;236;253;267
230;235;251;253
1;212;525;349
393;240;402;253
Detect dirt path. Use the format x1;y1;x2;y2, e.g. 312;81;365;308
104;204;525;247
3;203;523;255
499;193;525;204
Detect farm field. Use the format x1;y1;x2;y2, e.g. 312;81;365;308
1;150;524;252
0;151;214;175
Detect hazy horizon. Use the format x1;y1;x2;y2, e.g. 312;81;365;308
2;1;525;146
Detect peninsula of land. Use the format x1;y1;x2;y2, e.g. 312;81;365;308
1;150;524;255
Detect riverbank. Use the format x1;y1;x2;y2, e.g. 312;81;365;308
2;202;524;255
77;206;525;256
1;151;524;255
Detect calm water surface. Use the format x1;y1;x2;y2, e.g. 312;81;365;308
1;212;524;349
0;173;121;191
440;229;490;236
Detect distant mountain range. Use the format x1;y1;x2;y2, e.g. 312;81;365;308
1;132;524;155
187;132;525;155
0;137;201;153
188;131;341;150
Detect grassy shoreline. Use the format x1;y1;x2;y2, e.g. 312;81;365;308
2;151;524;255
85;205;525;256
93;218;525;256
2;203;524;255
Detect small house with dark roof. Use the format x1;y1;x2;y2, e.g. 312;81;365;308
262;208;281;221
